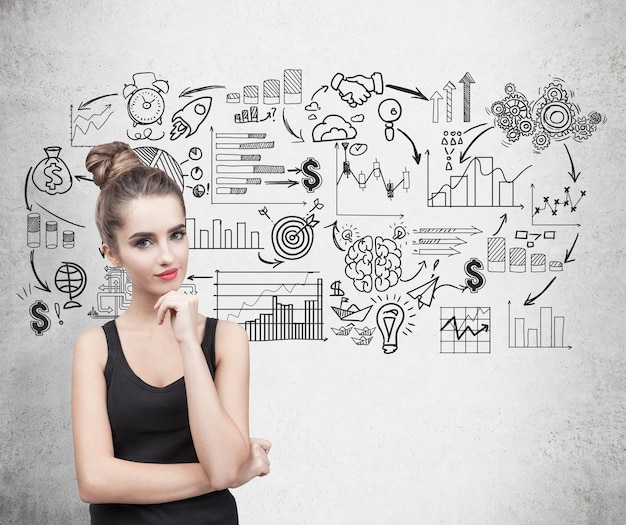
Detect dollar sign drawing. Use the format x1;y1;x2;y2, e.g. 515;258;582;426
301;157;322;193
30;300;51;336
330;280;345;296
464;258;486;293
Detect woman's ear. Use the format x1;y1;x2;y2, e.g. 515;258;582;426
102;243;122;268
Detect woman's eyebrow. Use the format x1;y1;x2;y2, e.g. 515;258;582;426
128;224;186;241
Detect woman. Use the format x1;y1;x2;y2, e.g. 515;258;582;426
72;141;270;523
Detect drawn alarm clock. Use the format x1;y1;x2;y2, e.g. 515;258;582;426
123;72;170;126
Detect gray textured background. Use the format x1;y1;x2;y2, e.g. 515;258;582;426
1;1;625;523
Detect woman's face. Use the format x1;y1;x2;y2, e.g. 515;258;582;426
106;195;188;297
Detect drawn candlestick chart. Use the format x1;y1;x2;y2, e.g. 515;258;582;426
215;271;324;342
427;156;529;208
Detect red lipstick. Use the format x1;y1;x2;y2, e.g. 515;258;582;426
156;268;178;281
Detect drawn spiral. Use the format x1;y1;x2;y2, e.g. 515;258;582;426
271;216;314;260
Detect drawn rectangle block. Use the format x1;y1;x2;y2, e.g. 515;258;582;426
540;307;552;347
237;223;246;249
186;218;197;249
263;79;280;104
515;318;525;347
450;176;467;206
475;157;493;206
243;85;259;104
200;230;209;249
251;231;260;249
515;230;528;239
226;93;240;103
216;141;274;149
63;230;75;248
27;212;41;248
283;68;302;104
549;261;563;272
527;329;538;347
212;219;222;249
487;237;506;272
216;165;285;174
554;316;565;347
530;253;546;272
499;180;514;206
544;231;556;240
509;247;526;272
46;221;58;248
250;106;258;122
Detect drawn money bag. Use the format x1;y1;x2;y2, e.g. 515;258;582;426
32;146;73;195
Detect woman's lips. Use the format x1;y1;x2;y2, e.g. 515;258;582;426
156;268;178;281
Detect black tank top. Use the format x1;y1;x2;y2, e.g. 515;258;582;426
89;318;238;524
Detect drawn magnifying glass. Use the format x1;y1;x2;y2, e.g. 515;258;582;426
378;98;402;141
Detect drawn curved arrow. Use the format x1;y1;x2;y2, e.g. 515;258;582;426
30;250;51;292
258;252;283;268
564;233;579;264
460;126;494;163
524;276;556;306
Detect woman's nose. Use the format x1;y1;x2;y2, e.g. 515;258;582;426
157;242;175;264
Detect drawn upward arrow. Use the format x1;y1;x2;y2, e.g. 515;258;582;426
493;213;507;236
564;233;579;264
524;276;556;306
459;126;494;163
78;93;117;110
564;143;581;182
430;91;443;123
443;81;456;122
324;220;346;252
179;85;225;97
459;72;475;122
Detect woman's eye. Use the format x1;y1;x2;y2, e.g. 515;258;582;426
172;230;186;240
135;239;151;248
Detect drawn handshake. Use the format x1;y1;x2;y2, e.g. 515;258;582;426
330;71;384;107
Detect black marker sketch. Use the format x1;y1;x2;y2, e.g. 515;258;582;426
563;144;581;182
531;184;586;226
331;298;373;323
134;146;185;190
271;213;319;261
55;262;87;309
282;108;305;142
29;250;50;292
88;266;132;319
215;271;324;342
70;103;114;147
123;72;169;126
263;79;280;104
459;72;475;122
493;213;507;236
377;98;402;141
430;91;443;123
351;326;376;346
489;80;604;151
459;125;494;163
171;96;212;140
397;128;421;166
54;302;63;325
27;213;41;248
31;147;73;195
440;307;490;354
29;300;51;337
294;157;322;193
345;235;402;293
523;276;557;306
487;236;563;274
412;227;481;257
564;233;579;264
508;301;570;349
312;114;357;142
186;217;262;250
384;84;428;101
376;302;405;354
339;156;410;200
464;257;486;293
330;71;383;107
283;69;302;104
407;274;467;309
15;283;33;301
179;85;224;98
443;81;456;122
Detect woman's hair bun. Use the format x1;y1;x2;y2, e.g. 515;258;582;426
85;141;144;189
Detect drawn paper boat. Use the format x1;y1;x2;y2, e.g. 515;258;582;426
351;335;374;345
331;324;354;336
354;326;375;337
331;303;372;322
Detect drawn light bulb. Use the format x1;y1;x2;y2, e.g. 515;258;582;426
377;98;402;141
376;302;405;354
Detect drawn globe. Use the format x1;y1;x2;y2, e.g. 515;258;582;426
55;262;87;308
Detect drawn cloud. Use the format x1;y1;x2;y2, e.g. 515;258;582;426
312;114;357;142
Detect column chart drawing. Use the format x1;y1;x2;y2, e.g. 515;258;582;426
215;271;324;342
440;307;491;354
185;217;263;250
508;301;570;349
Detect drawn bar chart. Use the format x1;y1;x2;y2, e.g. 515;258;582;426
215;271;323;342
428;157;517;207
508;302;569;348
487;237;564;273
186;218;261;250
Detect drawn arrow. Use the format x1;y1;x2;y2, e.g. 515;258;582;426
564;143;581;182
443;81;456;122
400;260;428;282
264;179;299;188
258;252;283;268
74;175;93;182
187;275;214;280
30;250;51;292
524;276;557;306
324;220;345;251
564;233;579;264
416;226;483;236
493;213;507;236
385;84;428;101
430;91;443;123
397;128;421;165
414;246;461;257
415;236;466;246
459;72;475;122
78;93;117;110
310;85;328;101
282;108;304;143
179;85;225;97
24;166;33;210
459;126;494;163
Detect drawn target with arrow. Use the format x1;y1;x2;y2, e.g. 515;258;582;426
271;214;319;260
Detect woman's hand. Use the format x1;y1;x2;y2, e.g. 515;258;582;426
154;290;199;346
231;437;271;488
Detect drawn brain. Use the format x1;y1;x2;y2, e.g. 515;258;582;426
345;236;402;293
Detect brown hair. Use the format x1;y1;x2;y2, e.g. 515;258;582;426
85;141;185;252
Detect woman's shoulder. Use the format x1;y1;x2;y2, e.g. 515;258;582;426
213;318;250;363
73;324;109;364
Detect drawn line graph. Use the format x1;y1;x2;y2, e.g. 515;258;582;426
214;270;323;342
440;306;491;353
70;105;114;145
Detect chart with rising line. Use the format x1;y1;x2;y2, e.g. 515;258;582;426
214;271;324;342
440;306;491;353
